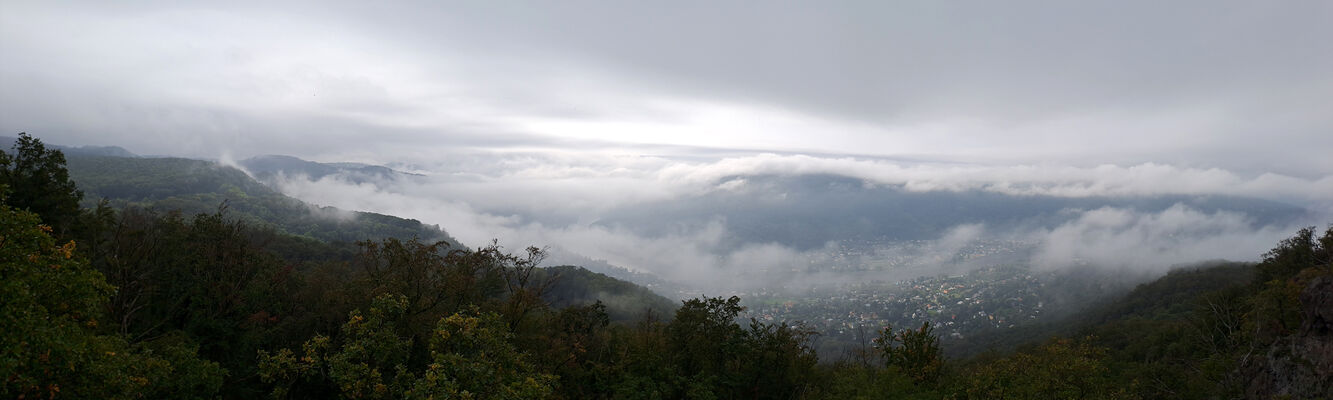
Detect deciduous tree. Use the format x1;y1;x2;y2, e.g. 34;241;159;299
0;132;84;234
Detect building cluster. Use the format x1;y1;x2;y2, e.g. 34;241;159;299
741;264;1046;348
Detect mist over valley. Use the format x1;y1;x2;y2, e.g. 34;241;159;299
4;1;1331;397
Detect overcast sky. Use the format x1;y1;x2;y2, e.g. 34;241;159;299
3;1;1331;176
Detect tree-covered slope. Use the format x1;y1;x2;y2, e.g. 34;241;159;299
538;265;678;322
950;242;1330;399
239;154;419;186
63;154;457;245
6;133;1331;398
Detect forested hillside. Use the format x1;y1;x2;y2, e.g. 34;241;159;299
3;133;1330;398
239;154;420;186
63;153;457;246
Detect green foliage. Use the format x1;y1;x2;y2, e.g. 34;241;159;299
0;132;84;234
661;296;820;399
597;316;675;399
874;321;943;386
803;362;937;400
259;294;554;399
1256;226;1331;284
0;202;223;399
667;296;748;392
259;294;412;399
497;245;552;332
515;295;821;399
737;319;821;399
355;238;500;320
957;337;1130;399
70;205;302;395
409;308;556;399
351;238;558;340
530;302;614;398
131;332;229;398
1;201;110;397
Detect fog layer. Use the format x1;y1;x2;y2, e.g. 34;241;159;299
256;153;1323;291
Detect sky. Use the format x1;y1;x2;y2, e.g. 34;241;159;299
3;1;1331;285
3;1;1331;174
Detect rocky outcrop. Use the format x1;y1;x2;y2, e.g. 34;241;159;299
1301;276;1333;336
1245;275;1333;399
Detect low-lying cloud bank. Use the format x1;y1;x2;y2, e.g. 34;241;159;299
1028;204;1299;270
257;153;1327;291
659;154;1333;208
326;152;1331;216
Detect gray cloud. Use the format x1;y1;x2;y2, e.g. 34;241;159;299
270;151;1333;218
1028;204;1299;271
3;1;1331;175
259;154;1324;292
